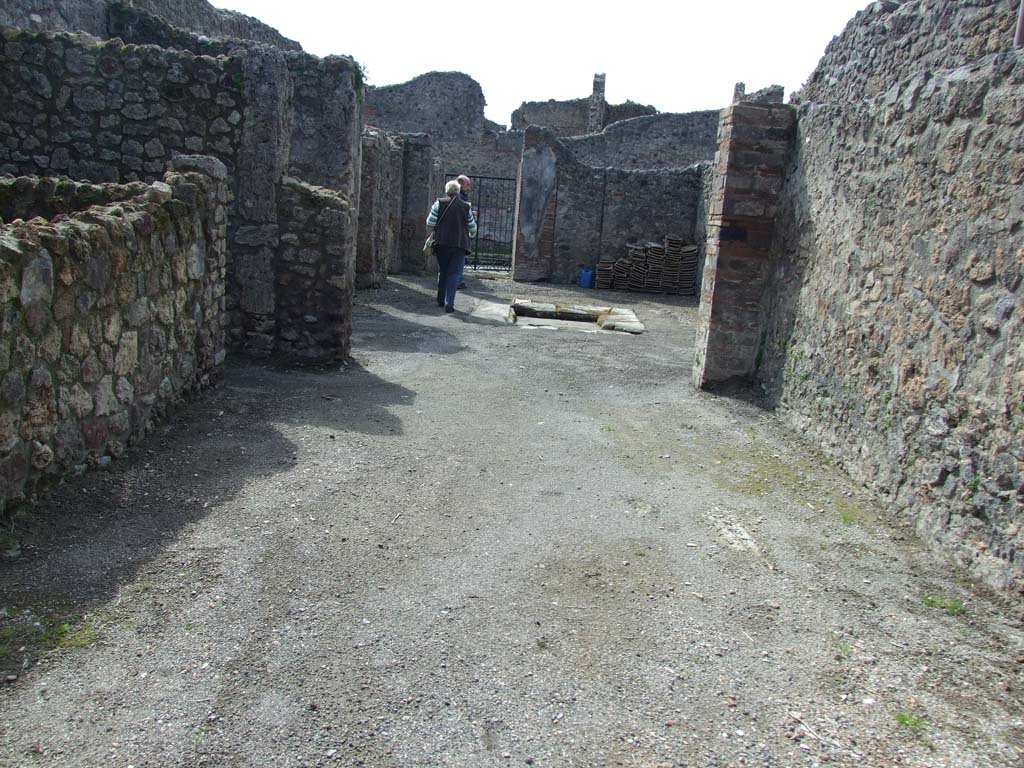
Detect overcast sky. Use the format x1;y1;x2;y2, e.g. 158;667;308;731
212;0;871;127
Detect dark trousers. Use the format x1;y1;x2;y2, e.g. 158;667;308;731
435;246;466;309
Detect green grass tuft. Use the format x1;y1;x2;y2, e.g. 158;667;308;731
922;595;965;615
896;710;927;733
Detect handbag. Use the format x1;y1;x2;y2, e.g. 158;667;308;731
423;195;458;258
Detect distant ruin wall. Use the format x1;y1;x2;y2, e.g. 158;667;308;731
562;112;719;170
364;72;519;178
733;83;785;105
366;72;491;138
439;130;523;180
511;98;590;137
512;98;658;137
0;163;227;513
759;0;1024;591
513;126;705;283
604;101;659;125
0;0;301;50
357;129;404;287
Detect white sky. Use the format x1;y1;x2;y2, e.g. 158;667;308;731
212;0;870;127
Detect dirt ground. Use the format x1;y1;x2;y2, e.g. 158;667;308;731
1;274;1023;768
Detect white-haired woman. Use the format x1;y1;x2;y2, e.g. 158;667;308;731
426;179;477;312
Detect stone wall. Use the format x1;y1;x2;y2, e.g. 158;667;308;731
356;128;404;288
733;82;785;105
1;23;364;363
562;112;719;170
275;178;353;363
285;53;363;192
513;126;706;283
0;176;150;221
586;74;606;134
227;46;292;358
0;0;301;50
605;100;660;125
511;98;591;137
0;159;227;514
757;0;1024;590
511;95;658;137
366;72;493;138
441;129;523;180
398;134;442;275
694;162;715;296
364;71;520;178
0;26;246;184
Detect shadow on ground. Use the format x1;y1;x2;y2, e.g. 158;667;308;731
0;357;414;675
353;279;469;355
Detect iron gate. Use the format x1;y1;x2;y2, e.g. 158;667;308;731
445;174;517;271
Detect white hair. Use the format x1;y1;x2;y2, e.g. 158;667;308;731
444;179;460;197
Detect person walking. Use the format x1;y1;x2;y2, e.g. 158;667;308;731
456;175;473;289
426;179;477;313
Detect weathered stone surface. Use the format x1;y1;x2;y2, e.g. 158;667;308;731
19;250;53;333
1;0;302;51
512;75;657;138
365;72;521;178
356;128;404;288
0;164;226;510
397;134;442;275
755;0;1024;592
273;178;354;363
286;54;362;191
145;181;173;203
169;154;228;181
563;112;719;170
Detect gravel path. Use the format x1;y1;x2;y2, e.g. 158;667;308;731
1;274;1022;767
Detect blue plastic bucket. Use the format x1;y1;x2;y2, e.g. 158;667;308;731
579;268;595;288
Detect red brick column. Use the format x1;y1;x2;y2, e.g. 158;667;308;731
693;103;795;388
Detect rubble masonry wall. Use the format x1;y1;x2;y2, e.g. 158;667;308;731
760;0;1024;590
364;72;521;179
0;0;301;51
0;161;227;514
562;112;720;170
1;21;362;363
356;129;404;288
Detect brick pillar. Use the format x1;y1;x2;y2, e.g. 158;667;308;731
587;73;606;134
693;103;795;389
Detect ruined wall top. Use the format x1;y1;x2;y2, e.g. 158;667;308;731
0;0;301;50
562;111;719;170
512;92;658;137
364;72;501;137
797;0;1018;104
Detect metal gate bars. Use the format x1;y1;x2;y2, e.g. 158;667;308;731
445;174;517;271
